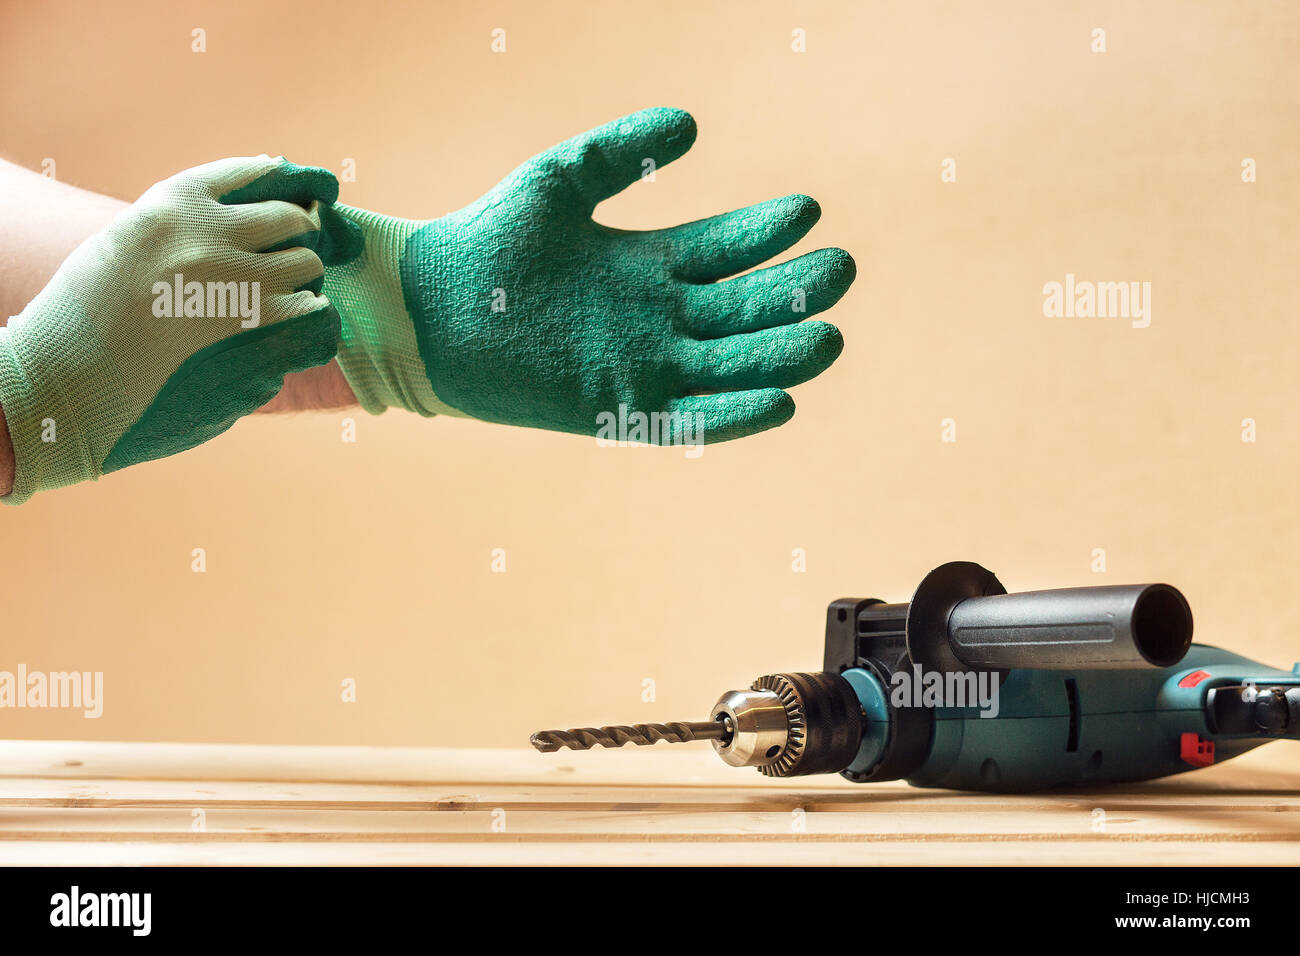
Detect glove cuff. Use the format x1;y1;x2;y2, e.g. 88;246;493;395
327;205;424;415
0;321;98;505
327;204;468;418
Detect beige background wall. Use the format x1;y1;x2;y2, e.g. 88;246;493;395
0;1;1295;746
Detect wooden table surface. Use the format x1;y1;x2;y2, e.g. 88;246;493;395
0;739;1296;865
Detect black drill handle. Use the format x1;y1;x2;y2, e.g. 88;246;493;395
905;563;1194;673
947;583;1193;670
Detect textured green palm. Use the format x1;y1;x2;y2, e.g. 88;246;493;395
391;108;857;443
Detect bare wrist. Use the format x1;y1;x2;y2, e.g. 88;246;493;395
258;359;358;413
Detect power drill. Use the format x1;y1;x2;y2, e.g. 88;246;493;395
530;562;1300;791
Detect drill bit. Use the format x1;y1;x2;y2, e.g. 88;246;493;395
530;720;728;753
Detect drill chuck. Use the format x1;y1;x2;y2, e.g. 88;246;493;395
712;672;865;776
708;689;788;767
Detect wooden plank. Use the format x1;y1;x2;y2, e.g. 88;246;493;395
0;739;1294;865
2;840;1299;866
0;777;1297;813
0;806;1295;837
3;739;1296;790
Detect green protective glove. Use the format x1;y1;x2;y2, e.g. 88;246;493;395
0;155;363;504
325;107;855;444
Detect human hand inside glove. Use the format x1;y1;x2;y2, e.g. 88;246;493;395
324;108;856;444
0;156;362;503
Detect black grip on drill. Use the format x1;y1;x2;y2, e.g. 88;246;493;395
906;562;1193;673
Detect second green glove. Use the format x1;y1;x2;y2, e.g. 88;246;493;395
325;108;856;444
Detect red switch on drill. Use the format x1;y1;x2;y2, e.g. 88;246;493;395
1180;733;1215;768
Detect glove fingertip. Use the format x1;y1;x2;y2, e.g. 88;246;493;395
651;106;698;152
295;301;343;366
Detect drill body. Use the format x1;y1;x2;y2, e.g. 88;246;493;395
843;644;1298;792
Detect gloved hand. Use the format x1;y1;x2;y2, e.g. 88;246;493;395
0;155;362;503
325;108;855;444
